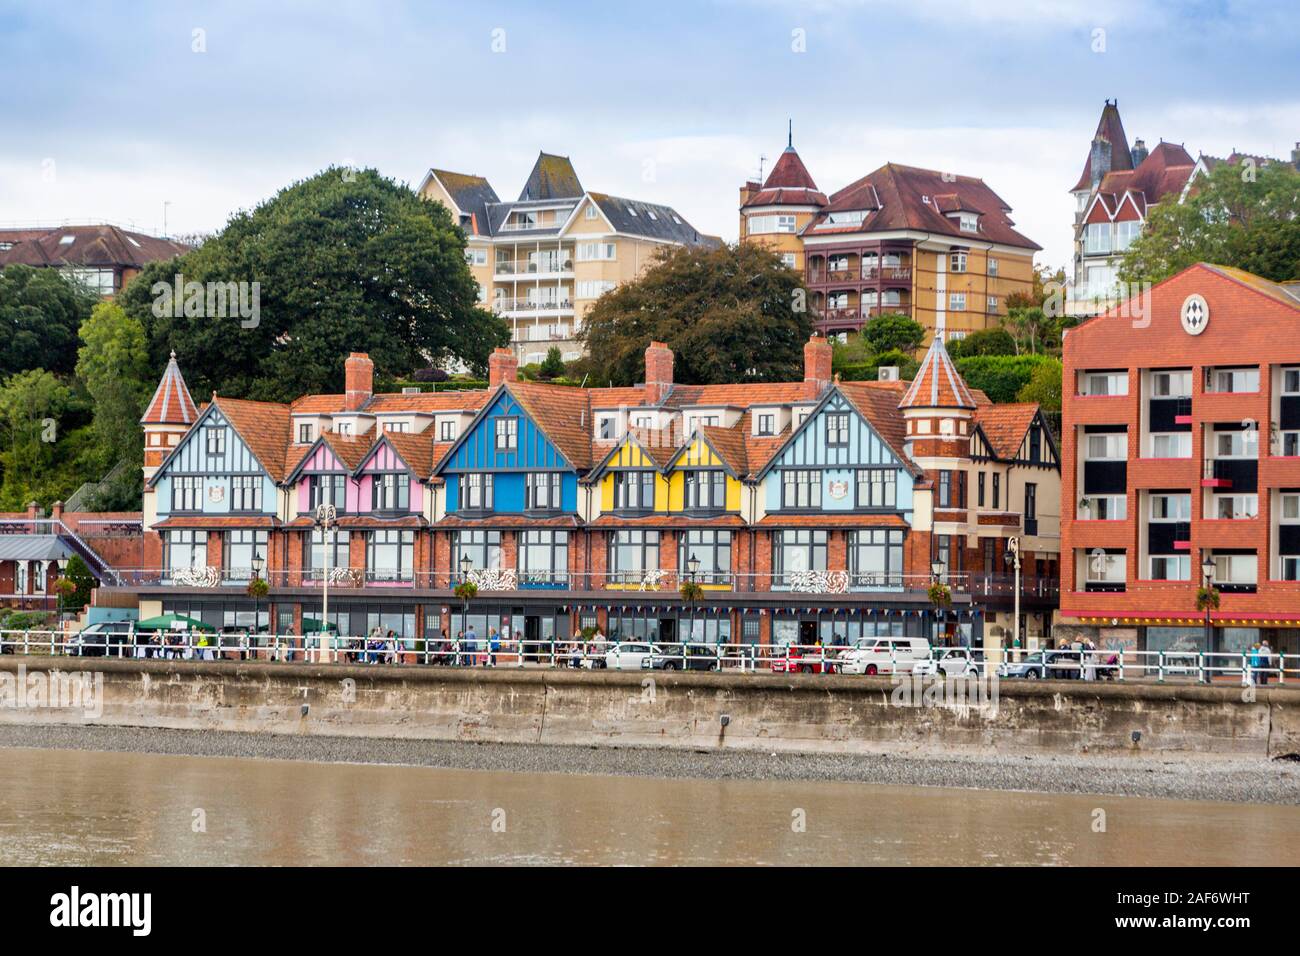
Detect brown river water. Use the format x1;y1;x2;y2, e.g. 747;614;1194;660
1;747;1297;865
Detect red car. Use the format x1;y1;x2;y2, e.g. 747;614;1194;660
770;644;837;674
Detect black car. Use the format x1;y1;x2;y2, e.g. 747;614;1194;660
648;644;720;671
68;621;135;657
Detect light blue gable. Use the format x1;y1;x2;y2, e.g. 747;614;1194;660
440;389;578;514
153;407;278;517
761;390;914;515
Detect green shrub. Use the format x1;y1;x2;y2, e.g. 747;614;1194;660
955;354;1055;404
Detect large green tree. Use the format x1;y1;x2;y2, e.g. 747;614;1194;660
76;301;151;471
577;243;810;386
0;265;100;378
1120;161;1300;285
0;369;78;508
118;167;509;402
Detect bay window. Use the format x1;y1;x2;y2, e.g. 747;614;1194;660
164;530;207;575
224;529;268;581
453;530;501;575
304;528;350;577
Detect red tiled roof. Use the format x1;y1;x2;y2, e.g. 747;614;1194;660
507;381;595;470
434;514;580;529
807;164;1040;250
836;380;919;474
755;513;908;529
212;396;293;481
283;514;427;529
154;515;280;529
0;224;187;270
974;403;1039;459
378;429;437;479
665;382;813;408
141;351;199;426
898;337;977;410
698;424;748;476
588;513;745;529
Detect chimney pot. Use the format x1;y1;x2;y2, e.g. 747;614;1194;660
344;353;374;411
488;347;519;389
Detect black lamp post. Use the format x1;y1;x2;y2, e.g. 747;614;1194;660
1201;555;1215;654
459;553;472;664
251;551;264;659
687;553;701;649
930;559;945;646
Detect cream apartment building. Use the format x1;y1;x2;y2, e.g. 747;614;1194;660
419;152;717;365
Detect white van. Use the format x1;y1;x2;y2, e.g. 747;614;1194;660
837;636;931;675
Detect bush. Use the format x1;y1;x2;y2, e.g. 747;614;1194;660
1016;357;1063;412
839;349;920;383
863;314;925;354
948;327;1016;358
539;347;566;380
955;355;1055;404
411;367;450;383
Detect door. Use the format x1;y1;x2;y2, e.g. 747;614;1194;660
658;618;676;646
799;620;817;647
524;615;540;661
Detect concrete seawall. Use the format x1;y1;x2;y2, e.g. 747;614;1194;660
2;658;1298;760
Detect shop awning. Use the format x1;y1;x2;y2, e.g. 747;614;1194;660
0;535;73;562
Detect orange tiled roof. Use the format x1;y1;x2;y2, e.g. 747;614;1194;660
434;514;580;529
141;352;199;425
154;515;280;529
974;403;1040;459
212;396;293;481
379;429;437;478
699;424;748;477
899;337;976;410
755;513;908;529
507;381;595;470
837;380;918;473
587;513;746;529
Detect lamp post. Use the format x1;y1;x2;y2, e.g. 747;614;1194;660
314;503;338;663
459;553;472;664
687;553;701;650
1005;536;1021;658
251;551;264;659
1201;555;1215;654
930;559;945;646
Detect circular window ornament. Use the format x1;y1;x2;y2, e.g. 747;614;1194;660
1180;293;1209;335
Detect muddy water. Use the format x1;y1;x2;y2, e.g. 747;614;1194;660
0;747;1296;865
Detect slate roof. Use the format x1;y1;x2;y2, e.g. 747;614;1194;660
518;152;585;201
1072;100;1135;192
0;224;188;270
426;169;500;237
588;193;717;246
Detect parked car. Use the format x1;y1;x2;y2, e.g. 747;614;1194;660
67;621;135;657
603;642;656;671
838;637;931;676
770;643;836;674
914;646;984;678
649;644;720;671
998;650;1081;680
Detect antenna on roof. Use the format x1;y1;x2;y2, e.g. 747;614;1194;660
788;119;793;149
758;154;767;183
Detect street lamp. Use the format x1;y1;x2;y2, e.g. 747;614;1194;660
687;553;701;649
1005;536;1021;658
314;503;338;663
250;551;264;657
930;559;945;646
1201;555;1216;653
459;554;473;663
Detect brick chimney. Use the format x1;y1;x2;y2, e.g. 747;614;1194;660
489;347;519;388
344;353;373;411
803;334;833;399
645;341;674;404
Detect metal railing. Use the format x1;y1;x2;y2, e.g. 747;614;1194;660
3;629;1294;687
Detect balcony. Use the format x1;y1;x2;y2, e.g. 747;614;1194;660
866;305;909;318
494;259;574;278
493;297;575;317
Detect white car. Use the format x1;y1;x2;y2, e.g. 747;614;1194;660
913;647;984;678
838;637;931;676
604;642;655;671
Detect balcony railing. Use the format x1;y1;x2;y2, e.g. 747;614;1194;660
493;297;574;314
495;259;574;276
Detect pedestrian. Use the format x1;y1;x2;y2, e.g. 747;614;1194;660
465;624;478;667
1260;639;1274;685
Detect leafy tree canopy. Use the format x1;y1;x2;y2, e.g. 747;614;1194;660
1016;356;1063;412
576;243;810;386
0;264;100;379
862;313;925;354
1120;161;1300;286
117;167;509;403
76;301;151;470
955;354;1056;404
947;327;1015;359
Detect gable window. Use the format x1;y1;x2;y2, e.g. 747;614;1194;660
462;473;493;510
825;412;850;447
163;530;207;575
231;475;262;512
298;423;313;443
309;474;347;512
372;473;410;511
855;469;896;509
772;530;827;587
526;472;562;510
1085;222;1112;255
781;470;821;509
172;476;202;512
584;204;597;220
680;530;731;585
757;413;775;436
439;420;456;441
495;417;518;452
614;471;655;511
453;530;501;574
608;530;660;585
1029;427;1042;462
366;529;414;583
684;470;726;511
206;428;226;457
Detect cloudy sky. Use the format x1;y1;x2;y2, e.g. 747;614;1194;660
2;0;1297;270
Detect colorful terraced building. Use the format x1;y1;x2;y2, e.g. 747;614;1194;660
115;336;1061;651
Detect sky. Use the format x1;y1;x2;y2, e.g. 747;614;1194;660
2;0;1298;271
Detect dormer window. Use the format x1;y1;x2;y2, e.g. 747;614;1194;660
298;423;312;443
59;235;75;245
598;417;616;440
757;413;775;436
338;422;353;437
439;420;456;441
384;421;409;433
958;213;978;233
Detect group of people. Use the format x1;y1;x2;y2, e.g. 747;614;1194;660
421;626;611;668
1246;640;1277;685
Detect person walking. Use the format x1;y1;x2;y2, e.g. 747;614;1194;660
465;624;478;667
1260;639;1274;685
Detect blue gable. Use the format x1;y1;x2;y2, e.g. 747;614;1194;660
762;391;914;515
153;406;277;517
441;389;578;515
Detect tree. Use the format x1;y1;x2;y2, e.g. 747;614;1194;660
76;301;151;472
1120;161;1300;286
0;369;74;507
0;264;100;379
947;327;1015;358
577;243;810;386
955;355;1055;404
1016;357;1063;412
61;554;96;612
538;347;566;380
1002;306;1051;355
118;167;510;403
863;313;925;354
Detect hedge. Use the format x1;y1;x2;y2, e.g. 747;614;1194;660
954;354;1055;404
